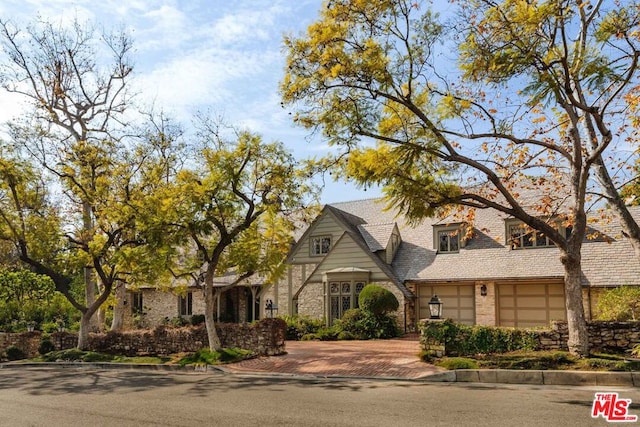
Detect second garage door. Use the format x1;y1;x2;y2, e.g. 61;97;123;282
497;282;566;327
418;284;475;325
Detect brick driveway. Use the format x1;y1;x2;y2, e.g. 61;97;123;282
223;335;443;379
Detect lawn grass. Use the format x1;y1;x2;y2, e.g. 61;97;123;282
31;348;252;365
424;350;640;372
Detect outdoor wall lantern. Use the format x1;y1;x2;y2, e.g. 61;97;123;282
428;295;443;319
480;284;487;296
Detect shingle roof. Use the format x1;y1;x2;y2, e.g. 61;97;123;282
327;198;640;288
357;223;396;252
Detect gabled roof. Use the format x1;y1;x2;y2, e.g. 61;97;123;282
285;204;366;263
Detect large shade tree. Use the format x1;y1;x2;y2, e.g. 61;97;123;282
281;0;640;356
0;16;146;345
148;123;315;351
0;17;134;338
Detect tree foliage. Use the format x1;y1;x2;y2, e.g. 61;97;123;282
146;121;316;351
595;286;640;321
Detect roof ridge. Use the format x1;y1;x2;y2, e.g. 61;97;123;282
328;197;385;206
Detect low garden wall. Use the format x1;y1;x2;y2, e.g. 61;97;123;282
0;318;286;359
420;319;640;356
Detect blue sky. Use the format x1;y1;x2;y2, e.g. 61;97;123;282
0;0;381;204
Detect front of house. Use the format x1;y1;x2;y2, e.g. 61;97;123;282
125;198;640;332
262;198;640;332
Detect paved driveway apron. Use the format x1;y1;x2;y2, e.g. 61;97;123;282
223;336;443;379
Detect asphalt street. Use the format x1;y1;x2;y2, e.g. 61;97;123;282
1;367;638;426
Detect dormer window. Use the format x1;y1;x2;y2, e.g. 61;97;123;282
311;236;331;256
507;223;554;249
436;228;460;253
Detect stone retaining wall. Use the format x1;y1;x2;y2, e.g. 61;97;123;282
420;320;640;356
537;321;640;352
0;318;286;359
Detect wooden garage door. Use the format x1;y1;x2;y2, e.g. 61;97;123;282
497;282;566;327
418;284;475;325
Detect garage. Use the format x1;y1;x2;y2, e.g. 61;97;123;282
417;283;475;325
497;282;566;327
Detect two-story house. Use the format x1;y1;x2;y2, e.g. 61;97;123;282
261;198;640;332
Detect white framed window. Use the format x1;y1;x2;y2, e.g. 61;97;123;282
311;236;331;256
436;229;460;253
179;292;193;316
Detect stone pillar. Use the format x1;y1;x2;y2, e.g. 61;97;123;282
475;281;496;325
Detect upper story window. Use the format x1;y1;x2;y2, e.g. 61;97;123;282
311;236;331;256
508;223;554;249
436;229;460;253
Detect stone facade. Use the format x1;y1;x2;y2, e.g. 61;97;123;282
297;282;325;319
0;319;286;359
475;281;496;326
262;263;317;318
124;288;206;329
124;286;258;329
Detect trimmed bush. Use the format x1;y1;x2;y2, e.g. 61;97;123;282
421;319;538;356
279;315;325;340
5;346;26;361
190;314;205;326
38;338;55;355
337;308;399;339
358;284;399;315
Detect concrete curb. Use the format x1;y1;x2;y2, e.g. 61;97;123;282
422;369;640;387
2;362;638;387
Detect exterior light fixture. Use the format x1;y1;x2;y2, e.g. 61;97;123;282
480;284;487;296
428;295;443;319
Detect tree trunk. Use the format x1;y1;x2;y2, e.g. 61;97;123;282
83;201;101;332
77;311;92;350
110;281;126;331
560;250;590;357
593;160;640;261
204;284;222;351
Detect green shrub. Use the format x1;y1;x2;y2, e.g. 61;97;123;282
178;348;253;366
595;286;640;321
190;314;205;326
436;357;479;370
358;284;399;315
301;333;318;341
337;331;355;340
421;319;538;356
5;346;26;361
336;308;399;339
41;349;83;362
38;338;55;355
279;315;325;340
